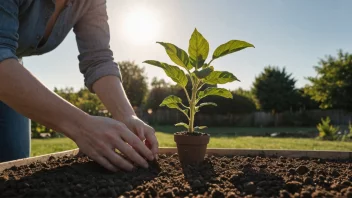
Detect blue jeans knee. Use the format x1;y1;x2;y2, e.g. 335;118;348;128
0;101;31;162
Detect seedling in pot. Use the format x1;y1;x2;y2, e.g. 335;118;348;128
144;28;254;133
144;28;254;164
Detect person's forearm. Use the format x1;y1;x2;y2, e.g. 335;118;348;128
92;76;136;121
0;59;88;140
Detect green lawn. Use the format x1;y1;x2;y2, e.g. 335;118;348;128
31;127;352;156
153;126;318;136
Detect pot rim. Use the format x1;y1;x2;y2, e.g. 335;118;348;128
174;132;210;145
173;131;210;136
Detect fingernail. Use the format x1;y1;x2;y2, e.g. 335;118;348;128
155;154;158;160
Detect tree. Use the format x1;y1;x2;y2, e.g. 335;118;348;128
145;77;177;111
252;66;297;113
151;77;170;88
233;88;260;110
75;88;106;115
200;92;257;115
54;87;78;105
294;88;319;110
199;88;257;115
304;50;352;110
54;87;106;115
118;61;148;107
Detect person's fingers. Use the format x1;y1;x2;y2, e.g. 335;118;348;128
89;152;118;172
114;138;148;169
144;139;158;160
145;139;152;149
104;148;135;171
136;127;146;141
120;126;154;161
144;126;159;155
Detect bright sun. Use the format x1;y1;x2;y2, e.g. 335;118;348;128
122;7;160;45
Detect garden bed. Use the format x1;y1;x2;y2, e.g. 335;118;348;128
0;148;351;198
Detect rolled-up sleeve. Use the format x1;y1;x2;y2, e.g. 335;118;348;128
73;0;121;93
0;0;19;63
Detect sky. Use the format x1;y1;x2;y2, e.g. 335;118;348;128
23;0;352;91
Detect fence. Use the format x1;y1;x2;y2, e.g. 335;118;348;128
138;109;352;127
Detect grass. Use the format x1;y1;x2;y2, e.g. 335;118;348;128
156;133;352;150
153;126;318;136
30;127;352;156
31;138;78;157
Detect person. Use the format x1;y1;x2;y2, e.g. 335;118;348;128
0;0;159;172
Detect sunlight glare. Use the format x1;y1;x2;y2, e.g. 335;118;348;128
122;7;160;45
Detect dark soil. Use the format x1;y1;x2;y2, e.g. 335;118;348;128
0;154;351;198
174;131;209;136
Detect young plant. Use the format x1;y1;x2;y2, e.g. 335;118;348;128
316;117;339;140
144;28;254;133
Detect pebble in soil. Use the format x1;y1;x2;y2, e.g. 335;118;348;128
0;154;351;197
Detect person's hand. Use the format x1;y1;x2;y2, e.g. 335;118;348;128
119;115;159;159
72;115;155;172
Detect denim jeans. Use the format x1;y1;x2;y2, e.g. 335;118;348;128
0;101;31;162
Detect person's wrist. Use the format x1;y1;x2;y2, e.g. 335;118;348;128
112;110;136;123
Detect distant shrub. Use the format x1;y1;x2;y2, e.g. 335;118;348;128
316;117;339;140
338;122;352;142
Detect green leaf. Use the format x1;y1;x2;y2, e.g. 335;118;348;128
213;40;254;60
163;103;179;109
143;60;188;87
156;42;191;70
160;95;182;107
183;109;189;115
175;122;189;129
194;126;207;130
159;95;189;118
199;102;217;108
198;87;233;100
196;102;217;112
188;28;209;68
203;71;239;85
194;66;214;79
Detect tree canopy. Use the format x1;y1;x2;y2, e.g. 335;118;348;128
252;66;297;113
119;61;148;107
304;50;352;110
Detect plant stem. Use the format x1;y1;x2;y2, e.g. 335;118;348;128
183;87;191;103
189;90;195;133
208;59;214;66
188;80;200;133
187;70;194;87
180;102;189;109
177;107;190;119
197;82;205;91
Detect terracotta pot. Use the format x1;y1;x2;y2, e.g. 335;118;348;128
174;133;210;165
